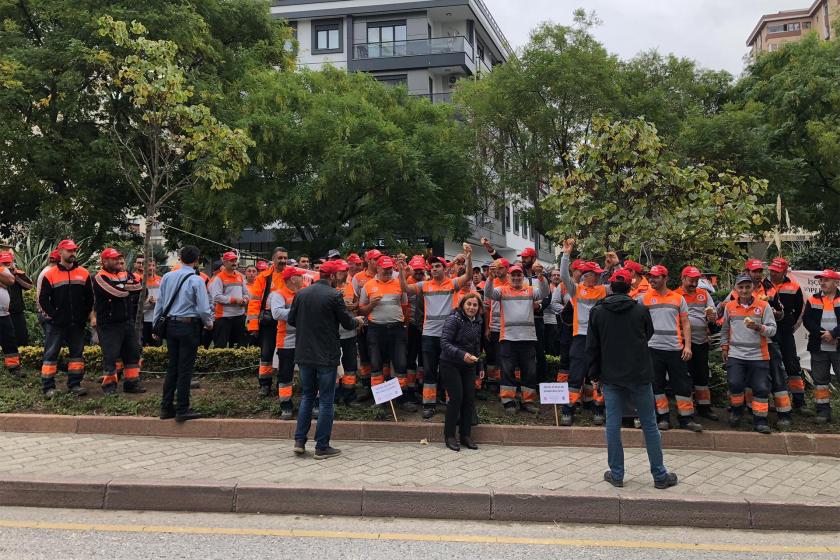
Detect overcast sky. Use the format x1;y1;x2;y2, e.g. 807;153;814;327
482;0;801;76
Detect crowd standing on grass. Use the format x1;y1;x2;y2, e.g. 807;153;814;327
0;237;838;465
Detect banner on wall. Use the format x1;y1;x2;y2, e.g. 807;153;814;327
789;270;823;371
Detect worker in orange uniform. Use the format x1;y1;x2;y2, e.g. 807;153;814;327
803;269;840;424
720;273;777;434
400;247;473;418
0;254;21;378
484;262;548;415
208;252;249;348
638;265;703;432
39;240;94;398
142;259;162;347
1;252;33;348
271;266;305;419
247;247;288;398
625;260;651;299
404;256;428;404
483;258;510;393
767;257;808;416
675;266;719;421
93;248;145;395
352;249;385;401
330;259;360;406
559;239;607;426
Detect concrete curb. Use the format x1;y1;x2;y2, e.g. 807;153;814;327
2;413;839;457
0;476;837;531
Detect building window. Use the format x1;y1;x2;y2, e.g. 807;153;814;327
768;22;801;34
803;21;812;29
477;42;485;62
285;21;298;52
367;21;407;57
504;207;511;229
313;19;342;54
374;74;408;88
513;209;519;235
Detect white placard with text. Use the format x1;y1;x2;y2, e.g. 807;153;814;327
372;377;403;405
539;382;570;405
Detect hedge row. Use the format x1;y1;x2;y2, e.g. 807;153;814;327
17;346;260;375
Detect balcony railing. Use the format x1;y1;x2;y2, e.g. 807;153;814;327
410;92;453;104
354;36;473;60
477;58;492;75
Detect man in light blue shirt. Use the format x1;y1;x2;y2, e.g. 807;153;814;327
154;246;213;422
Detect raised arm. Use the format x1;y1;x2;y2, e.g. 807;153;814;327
559;239;577;300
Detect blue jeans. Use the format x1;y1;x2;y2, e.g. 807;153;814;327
602;383;668;483
294;365;338;451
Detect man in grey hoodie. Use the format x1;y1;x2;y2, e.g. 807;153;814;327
587;268;678;490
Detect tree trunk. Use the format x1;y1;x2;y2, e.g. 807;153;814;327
133;204;155;346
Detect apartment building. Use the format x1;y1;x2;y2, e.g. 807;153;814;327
264;0;556;265
747;0;839;56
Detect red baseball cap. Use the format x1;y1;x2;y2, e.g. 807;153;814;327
408;256;426;270
364;249;383;261
428;256;448;267
496;258;511;269
648;265;669;277
378;256;395;269
623;260;644;274
816;269;840;280
56;239;79;251
744;259;766;271
508;265;524;275
609;268;632;283
49;250;60;262
222;251;238;262
580;261;603;274
768;257;789;272
571;259;586;271
332;259;349;272
681;266;702;278
347;253;363;265
255;260;269;271
519;247;537;258
100;248;122;260
0;252;13;264
282;267;305;280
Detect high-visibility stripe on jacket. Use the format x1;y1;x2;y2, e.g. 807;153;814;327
360;278;406;325
352;270;376;297
417;277;461;337
143;275;162;322
629;277;651;300
406;276;422;327
39;263;93;327
338;282;358;340
93;269;143;325
570;285;607;337
771;277;804;331
453;282;477;307
487;278;508;333
270;286;296;349
246;269;286;331
720;298;777;361
485;283;543;342
638;290;689;351
675;287;714;345
208;270;248;319
804;293;840;353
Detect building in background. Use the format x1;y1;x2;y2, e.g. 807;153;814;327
747;0;839;56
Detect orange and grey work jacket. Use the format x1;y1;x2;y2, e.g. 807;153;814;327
559;254;608;337
246;269;286;332
675;287;715;346
208;269;248;319
270;286;296;350
720;298;777;361
484;280;545;342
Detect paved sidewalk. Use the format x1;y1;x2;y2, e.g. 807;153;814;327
1;432;839;500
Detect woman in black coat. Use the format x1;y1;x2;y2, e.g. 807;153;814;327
440;293;484;451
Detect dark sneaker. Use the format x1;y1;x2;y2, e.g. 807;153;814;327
654;472;678;489
280;409;293;421
793;407;816;418
657;420;671;431
698;407;720;422
399;400;418;413
503;405;517;417
521;403;540;415
422;407;436;420
123;383;147;394
314;447;342;460
258;386;271;398
604;471;623;488
593;413;605;426
754;423;772;435
729;414;742;428
175;410;203;422
159;408;176;420
68;386;87;397
560;414;573;427
776;417;792;430
101;384;117;396
814;415;831;425
293;440;306;456
44;388;57;400
356;387;373;402
679;420;703;432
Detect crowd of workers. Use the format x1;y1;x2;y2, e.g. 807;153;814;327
0;236;837;439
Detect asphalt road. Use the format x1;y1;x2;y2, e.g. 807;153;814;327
0;506;837;560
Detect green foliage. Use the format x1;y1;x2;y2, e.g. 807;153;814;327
790;245;840;271
547;118;769;271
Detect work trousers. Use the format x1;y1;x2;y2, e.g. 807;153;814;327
651;348;695;420
213;315;246;348
257;317;278;389
441;360;476;439
98;321;141;390
421;335;442;407
484;331;501;384
777;329;804;407
726;357;770;424
499;340;537;407
41;324;86;392
275;347;296;411
10;312;28;347
686;342;712;407
406;323;422;390
336;336;359;405
810;350;839;419
0;315;20;374
368;323;407;392
564;335;603;415
142;321;162;347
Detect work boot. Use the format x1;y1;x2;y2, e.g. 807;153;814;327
657;420;671;431
399;400;419;413
697;406;719;422
503;404;517;417
754;421;772;435
175;409;202;422
814;414;832;425
560;414;573;427
44;388;56;400
776;417;792;430
123;382;147;394
258;385;271;398
521;402;540;415
101;383;117;396
314;447;342;460
348;400;367;409
422;407;436;420
357;387;373;402
475;389;488;401
729;413;743;428
280;409;293;421
793;406;816;418
593;413;605;426
9;368;23;379
68;386;87;397
679;419;703;432
603;471;623;488
654;472;678;490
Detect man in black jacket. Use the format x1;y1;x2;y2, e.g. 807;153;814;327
587;268;678;490
288;260;363;459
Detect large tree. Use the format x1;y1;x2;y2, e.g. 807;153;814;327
547;118;769;271
175;67;481;257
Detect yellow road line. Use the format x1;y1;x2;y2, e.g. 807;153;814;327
0;519;837;554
